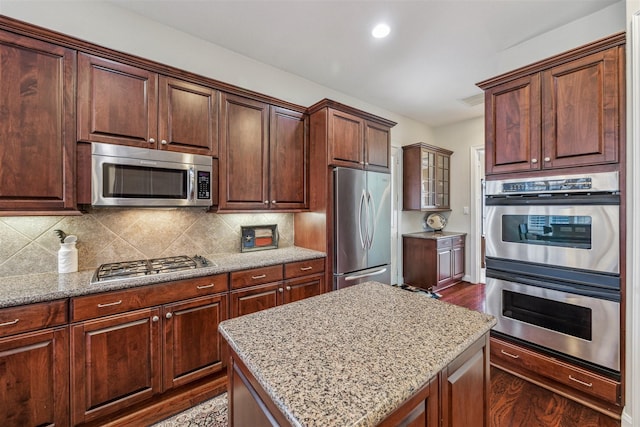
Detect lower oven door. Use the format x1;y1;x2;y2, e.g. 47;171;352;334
486;277;620;372
484;202;619;274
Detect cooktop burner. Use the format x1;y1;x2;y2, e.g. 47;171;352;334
91;255;212;283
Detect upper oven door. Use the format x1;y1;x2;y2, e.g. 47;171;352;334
485;200;619;274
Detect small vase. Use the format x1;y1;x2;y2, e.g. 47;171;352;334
58;242;78;273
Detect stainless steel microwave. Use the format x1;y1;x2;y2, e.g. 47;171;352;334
91;142;213;207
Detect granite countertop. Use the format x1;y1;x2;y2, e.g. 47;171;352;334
402;230;467;239
0;246;325;309
219;281;496;427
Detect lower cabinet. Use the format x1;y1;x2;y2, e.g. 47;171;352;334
403;233;466;292
70;274;229;425
0;327;70;427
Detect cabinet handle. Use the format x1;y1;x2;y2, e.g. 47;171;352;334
0;318;19;327
286;286;291;291
152;315;159;322
500;349;520;359
251;274;267;280
544;157;551;162
197;283;215;289
166;312;173;319
149;138;156;144
300;266;313;271
97;300;122;308
278;288;284;293
271;200;276;204
264;200;269;205
531;158;538;164
569;375;593;388
161;139;168;145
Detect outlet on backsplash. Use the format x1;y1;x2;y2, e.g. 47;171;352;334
0;209;294;277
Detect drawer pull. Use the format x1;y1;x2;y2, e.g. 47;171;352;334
569;375;593;388
251;274;267;280
300;266;313;271
0;318;19;327
197;283;215;289
97;300;122;308
500;349;520;359
286;286;292;291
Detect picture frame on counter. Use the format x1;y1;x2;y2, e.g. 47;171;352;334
241;225;279;252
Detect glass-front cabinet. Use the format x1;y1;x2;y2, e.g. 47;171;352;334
403;143;453;211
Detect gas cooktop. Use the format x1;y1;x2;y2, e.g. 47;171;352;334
91;255;212;284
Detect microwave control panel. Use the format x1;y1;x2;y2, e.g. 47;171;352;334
197;171;211;199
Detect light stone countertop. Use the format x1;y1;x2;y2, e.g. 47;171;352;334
402;231;467;239
0;246;325;309
219;281;496;427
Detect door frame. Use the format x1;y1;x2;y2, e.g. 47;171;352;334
469;145;485;284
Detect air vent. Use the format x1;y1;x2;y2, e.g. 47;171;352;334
459;93;485;107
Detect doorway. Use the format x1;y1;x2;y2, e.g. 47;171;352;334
469;145;485;284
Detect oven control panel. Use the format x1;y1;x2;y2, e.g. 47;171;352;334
485;171;618;196
502;177;592;193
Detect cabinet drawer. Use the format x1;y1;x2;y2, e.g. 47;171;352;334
0;299;68;338
451;235;465;247
231;265;283;290
436;238;452;249
284;258;325;279
71;274;228;322
490;337;620;404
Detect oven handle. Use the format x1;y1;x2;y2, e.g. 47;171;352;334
485;193;619;206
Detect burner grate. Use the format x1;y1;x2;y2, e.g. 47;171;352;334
93;255;209;283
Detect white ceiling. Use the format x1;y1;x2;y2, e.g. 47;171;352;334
107;0;620;127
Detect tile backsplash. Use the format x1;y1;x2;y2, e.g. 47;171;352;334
0;208;293;277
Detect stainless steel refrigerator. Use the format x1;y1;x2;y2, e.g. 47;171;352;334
333;167;391;290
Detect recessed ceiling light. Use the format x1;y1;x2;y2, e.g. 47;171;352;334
371;23;390;39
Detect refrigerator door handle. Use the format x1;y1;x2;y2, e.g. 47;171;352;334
344;267;388;281
367;191;376;250
359;190;367;250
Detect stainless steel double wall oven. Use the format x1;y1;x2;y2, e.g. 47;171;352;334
484;171;620;374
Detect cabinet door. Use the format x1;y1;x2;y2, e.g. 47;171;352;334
269;106;309;209
158;76;219;156
283;273;323;304
436;247;453;288
328;108;364;168
0;31;76;212
219;93;269;210
485;74;541;175
230;283;282;318
71;308;161;425
452;244;465;280
441;335;489;427
78;53;158;148
0;327;69;427
365;120;391;172
435;153;450;209
541;47;621;169
163;294;228;390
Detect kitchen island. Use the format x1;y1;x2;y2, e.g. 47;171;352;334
219;281;496;427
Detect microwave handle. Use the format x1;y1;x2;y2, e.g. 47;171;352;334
188;167;195;201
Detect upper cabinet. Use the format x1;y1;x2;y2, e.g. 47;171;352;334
0;29;77;214
78;53;218;156
403;143;452;211
218;93;309;211
309;99;396;172
479;33;624;177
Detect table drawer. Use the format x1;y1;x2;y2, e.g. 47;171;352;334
284;258;325;279
436;237;452;249
451;235;465;246
71;273;228;322
231;265;283;290
490;337;620;404
0;299;68;338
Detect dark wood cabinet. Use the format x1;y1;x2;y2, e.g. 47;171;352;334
440;334;490;427
403;233;466;292
479;34;624;177
71;307;162;425
0;299;69;427
78;53;218;156
0;30;76;213
403;143;453;211
162;293;228;390
230;259;324;318
219;93;308;211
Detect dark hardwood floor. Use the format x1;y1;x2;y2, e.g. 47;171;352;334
438;281;620;427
